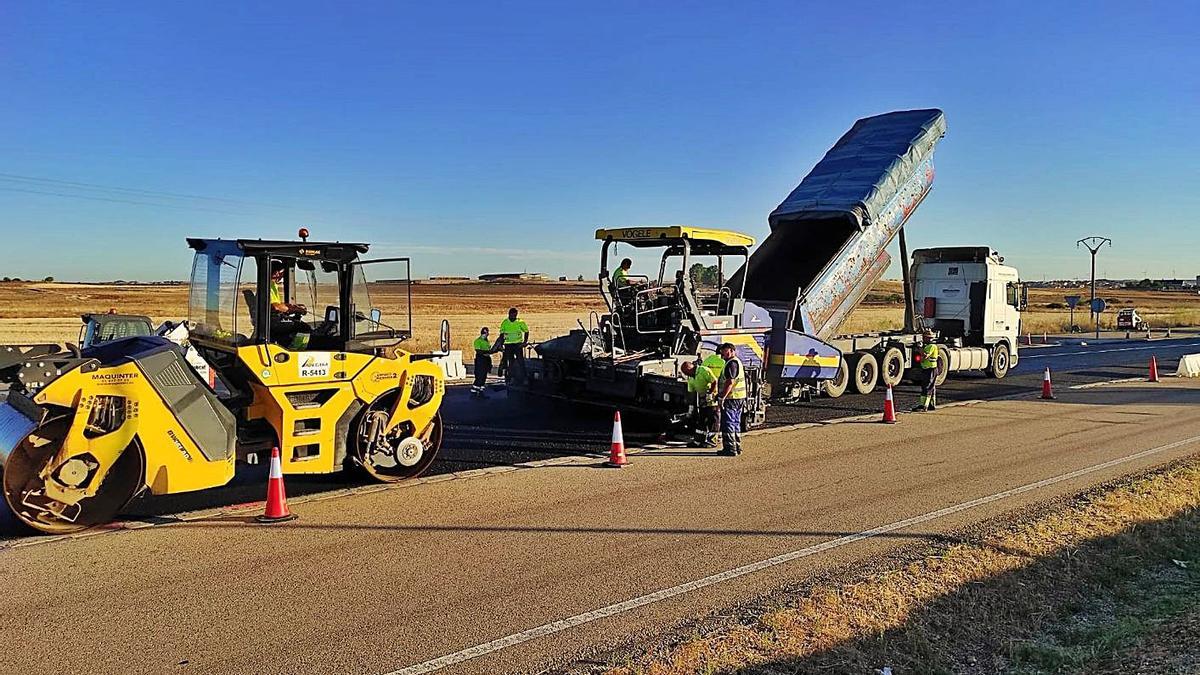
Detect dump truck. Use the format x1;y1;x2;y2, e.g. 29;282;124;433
0;231;446;533
737;108;1024;399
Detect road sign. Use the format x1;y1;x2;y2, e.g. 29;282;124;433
1064;295;1081;309
1091;298;1107;314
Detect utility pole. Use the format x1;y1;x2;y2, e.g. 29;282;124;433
1077;236;1111;339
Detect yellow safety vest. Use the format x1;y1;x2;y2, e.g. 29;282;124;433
269;280;283;305
702;354;726;380
687;365;717;396
920;343;940;369
472;337;492;354
499;318;528;345
719;356;747;400
613;267;630;286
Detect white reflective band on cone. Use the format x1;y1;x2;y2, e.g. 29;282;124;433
269;451;283;479
611;412;623;444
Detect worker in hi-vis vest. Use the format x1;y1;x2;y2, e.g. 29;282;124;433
716;342;747;456
497;307;529;382
470;326;501;399
612;258;633;286
681;360;719;447
913;329;940;412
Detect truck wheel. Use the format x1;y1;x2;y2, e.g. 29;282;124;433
934;351;950;386
851;352;878;395
880;347;905;387
986;343;1010;379
822;358;849;398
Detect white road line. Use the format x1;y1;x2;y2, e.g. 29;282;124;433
387;433;1200;675
1022;342;1200;360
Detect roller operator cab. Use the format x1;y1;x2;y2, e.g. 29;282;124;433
0;233;445;534
911;247;1023;378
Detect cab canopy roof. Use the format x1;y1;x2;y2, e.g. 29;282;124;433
594;226;754;255
186;238;370;264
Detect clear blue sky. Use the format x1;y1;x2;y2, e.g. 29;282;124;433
1;1;1196;282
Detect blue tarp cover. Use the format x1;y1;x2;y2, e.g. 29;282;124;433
768;109;946;231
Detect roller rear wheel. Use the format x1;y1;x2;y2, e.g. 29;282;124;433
3;416;144;535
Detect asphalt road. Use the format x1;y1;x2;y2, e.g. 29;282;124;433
3;379;1199;675
4;333;1198;535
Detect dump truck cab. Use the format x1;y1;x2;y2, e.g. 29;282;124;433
597;226;757;356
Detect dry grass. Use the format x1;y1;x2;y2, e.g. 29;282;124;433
609;459;1200;674
1;281;1197;353
0;281;602;354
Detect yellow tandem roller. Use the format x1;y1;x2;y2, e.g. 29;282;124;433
0;232;446;534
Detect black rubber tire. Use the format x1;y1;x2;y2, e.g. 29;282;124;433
986;342;1010;379
822;358;850;398
879;347;905;388
851;352;879;395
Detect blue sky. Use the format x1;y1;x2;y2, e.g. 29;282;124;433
0;1;1196;281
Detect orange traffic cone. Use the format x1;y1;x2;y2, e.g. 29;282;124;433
881;385;898;424
1149;355;1160;382
1041;367;1055;400
606;411;628;467
256;447;297;523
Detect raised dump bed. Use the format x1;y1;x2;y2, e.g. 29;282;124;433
741;108;946;340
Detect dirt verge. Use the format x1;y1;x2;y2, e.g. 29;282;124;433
596;457;1200;674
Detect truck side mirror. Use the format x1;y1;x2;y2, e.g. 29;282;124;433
1019;284;1029;311
369;308;382;324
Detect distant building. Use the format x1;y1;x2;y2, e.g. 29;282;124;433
478;272;550;282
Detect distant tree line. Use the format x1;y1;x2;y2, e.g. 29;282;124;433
689;263;721;287
1;276;54;282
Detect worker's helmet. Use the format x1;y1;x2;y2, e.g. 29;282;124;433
620;257;632;268
923;328;936;339
270;259;286;274
480;326;489;334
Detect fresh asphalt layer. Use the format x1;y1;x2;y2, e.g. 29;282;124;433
2;379;1199;675
3;334;1198;537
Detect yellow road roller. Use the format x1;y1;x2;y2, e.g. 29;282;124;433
0;232;446;533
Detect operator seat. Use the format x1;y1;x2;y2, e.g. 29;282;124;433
243;289;259;334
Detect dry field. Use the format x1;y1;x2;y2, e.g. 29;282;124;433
1;281;1196;353
0;281;603;354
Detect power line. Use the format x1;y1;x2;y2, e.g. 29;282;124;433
0;172;298;210
0;185;258;216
